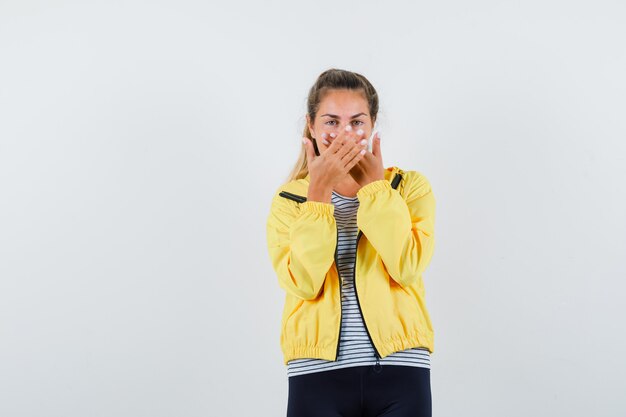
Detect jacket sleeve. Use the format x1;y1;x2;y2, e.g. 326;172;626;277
356;171;436;288
266;192;337;300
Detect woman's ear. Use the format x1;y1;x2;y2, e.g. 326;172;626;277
306;114;316;139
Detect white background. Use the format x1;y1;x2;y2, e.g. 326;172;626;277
1;1;625;416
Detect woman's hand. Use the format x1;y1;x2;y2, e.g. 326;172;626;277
302;131;367;202
348;130;385;187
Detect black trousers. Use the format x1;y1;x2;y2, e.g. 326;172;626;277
287;364;431;417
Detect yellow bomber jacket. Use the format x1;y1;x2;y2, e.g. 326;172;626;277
266;166;436;365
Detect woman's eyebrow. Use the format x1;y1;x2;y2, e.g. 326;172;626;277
320;112;368;118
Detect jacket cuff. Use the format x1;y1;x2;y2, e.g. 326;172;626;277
356;179;392;198
300;200;335;216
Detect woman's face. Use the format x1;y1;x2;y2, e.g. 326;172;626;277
307;89;374;152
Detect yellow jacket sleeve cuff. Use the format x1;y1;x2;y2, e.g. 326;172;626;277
356;179;392;198
300;200;335;216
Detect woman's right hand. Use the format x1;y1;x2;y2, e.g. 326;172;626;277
302;130;367;202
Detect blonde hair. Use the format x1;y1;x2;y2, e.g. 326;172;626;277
285;68;379;183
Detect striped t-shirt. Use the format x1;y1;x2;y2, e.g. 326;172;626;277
287;189;431;378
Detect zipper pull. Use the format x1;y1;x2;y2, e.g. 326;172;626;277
373;354;382;373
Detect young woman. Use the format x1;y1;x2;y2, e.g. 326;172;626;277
266;68;436;417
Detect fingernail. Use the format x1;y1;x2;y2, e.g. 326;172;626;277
360;149;366;155
321;133;328;139
323;139;330;145
330;133;336;138
360;139;367;146
357;129;364;136
345;125;352;131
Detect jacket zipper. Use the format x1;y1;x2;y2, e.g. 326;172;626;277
279;191;307;203
352;229;382;369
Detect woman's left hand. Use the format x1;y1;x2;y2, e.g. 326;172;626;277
349;131;385;187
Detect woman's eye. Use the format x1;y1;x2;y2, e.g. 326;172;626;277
324;120;363;126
